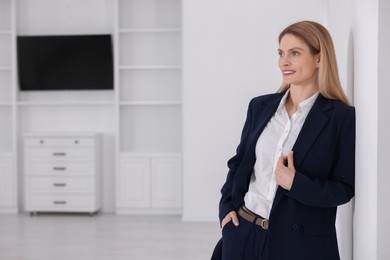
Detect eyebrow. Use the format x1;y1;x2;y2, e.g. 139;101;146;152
278;47;305;52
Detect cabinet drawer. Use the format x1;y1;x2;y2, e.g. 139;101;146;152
26;177;93;192
25;147;94;160
26;162;93;175
25;137;94;147
27;194;95;212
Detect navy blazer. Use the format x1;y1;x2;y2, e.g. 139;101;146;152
218;92;355;260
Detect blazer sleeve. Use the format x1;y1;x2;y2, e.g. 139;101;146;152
287;107;356;207
218;98;254;222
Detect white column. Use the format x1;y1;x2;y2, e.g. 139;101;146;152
377;0;390;259
353;0;379;259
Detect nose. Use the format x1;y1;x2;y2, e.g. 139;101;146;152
280;56;291;66
279;55;290;67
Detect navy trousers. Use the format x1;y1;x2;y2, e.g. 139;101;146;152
211;214;269;260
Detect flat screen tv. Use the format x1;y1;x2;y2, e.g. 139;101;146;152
17;34;113;91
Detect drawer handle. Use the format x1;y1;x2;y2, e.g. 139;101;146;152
53;183;67;187
53;167;66;171
53;201;66;205
53;152;66;156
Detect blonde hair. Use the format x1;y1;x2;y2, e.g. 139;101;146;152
277;21;350;105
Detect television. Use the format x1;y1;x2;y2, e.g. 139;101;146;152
17;34;113;91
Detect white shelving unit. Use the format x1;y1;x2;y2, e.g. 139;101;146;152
115;0;182;215
0;0;182;215
14;0;117;214
0;0;17;213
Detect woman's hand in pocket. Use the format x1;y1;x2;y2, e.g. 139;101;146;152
221;211;239;229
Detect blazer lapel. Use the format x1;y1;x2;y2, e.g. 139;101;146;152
248;94;284;146
270;95;333;217
292;95;332;168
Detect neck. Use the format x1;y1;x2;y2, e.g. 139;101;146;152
287;84;318;108
284;85;317;118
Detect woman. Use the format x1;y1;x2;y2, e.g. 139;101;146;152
211;21;355;260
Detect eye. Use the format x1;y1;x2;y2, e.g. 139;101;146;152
278;51;284;57
291;51;300;57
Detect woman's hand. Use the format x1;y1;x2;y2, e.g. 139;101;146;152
275;151;296;190
221;211;240;229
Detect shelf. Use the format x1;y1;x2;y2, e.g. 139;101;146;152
0;0;12;33
17;101;116;107
119;152;182;157
0;33;12;68
120;105;181;153
119;32;181;67
119;28;181;33
0;105;12;153
117;0;182;160
119;68;181;102
118;0;181;30
0;68;12;103
119;101;181;106
119;66;181;70
24;132;101;138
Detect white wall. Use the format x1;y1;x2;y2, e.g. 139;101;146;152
377;0;390;258
182;0;326;221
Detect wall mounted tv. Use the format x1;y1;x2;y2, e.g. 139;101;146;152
17;34;113;91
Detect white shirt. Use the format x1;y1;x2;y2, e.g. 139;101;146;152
243;90;319;219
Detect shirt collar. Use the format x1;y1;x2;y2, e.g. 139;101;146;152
298;91;319;114
276;89;319;115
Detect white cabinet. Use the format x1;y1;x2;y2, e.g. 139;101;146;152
118;157;150;208
151;158;182;208
117;155;182;214
24;133;101;214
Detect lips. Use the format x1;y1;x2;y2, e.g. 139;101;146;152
283;70;296;76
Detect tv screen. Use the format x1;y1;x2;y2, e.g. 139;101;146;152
17;34;113;91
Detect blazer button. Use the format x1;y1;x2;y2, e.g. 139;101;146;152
292;224;298;230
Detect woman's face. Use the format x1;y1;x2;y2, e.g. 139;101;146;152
278;34;320;88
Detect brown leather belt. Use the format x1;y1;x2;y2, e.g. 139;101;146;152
238;205;269;230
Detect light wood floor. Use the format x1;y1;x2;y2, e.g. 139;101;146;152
0;213;221;260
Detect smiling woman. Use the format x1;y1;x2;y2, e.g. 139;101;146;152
278;35;319;92
211;21;356;260
277;21;350;106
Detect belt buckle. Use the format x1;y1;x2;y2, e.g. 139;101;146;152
260;219;269;230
